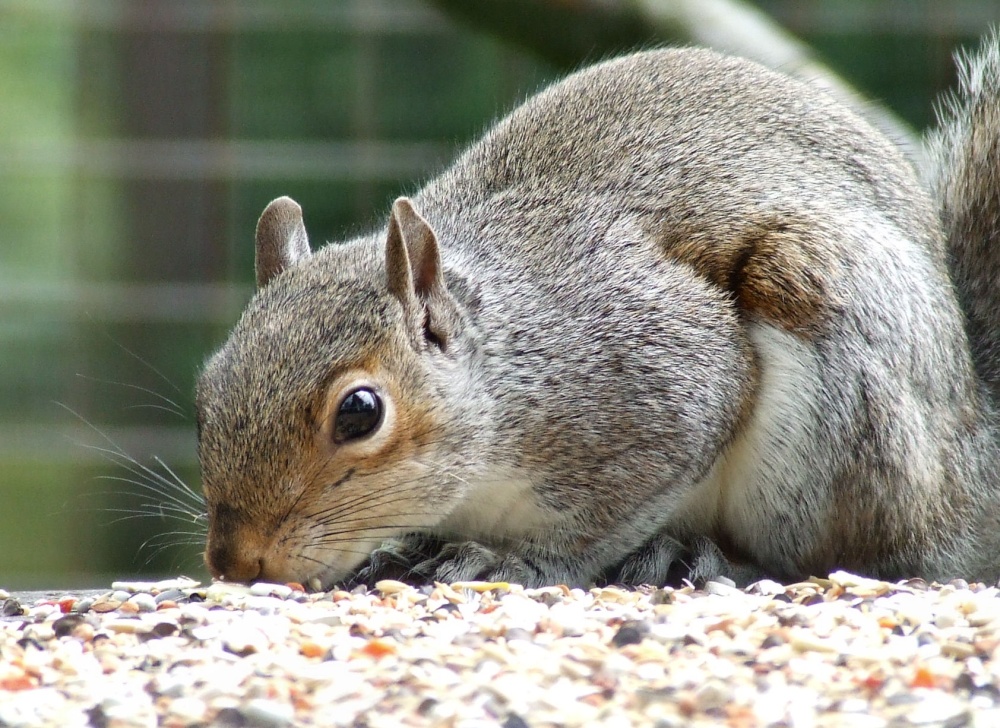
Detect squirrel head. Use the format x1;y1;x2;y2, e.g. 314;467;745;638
195;196;472;587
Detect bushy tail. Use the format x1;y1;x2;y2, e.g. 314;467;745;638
925;30;1000;396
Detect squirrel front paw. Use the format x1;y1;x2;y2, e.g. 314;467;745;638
348;537;552;587
611;532;690;585
611;535;767;588
346;533;444;587
427;541;548;586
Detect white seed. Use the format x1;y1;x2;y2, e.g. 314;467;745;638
239;698;294;727
127;593;158;613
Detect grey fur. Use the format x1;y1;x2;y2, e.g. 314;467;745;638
926;31;1000;399
196;40;1000;589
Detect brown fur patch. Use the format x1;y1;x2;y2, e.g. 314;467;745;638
660;216;838;336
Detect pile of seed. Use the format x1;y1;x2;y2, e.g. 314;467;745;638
2;571;1000;727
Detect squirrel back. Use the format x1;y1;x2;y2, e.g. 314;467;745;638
196;39;1000;589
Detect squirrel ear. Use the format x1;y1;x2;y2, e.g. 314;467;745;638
386;197;443;300
255;196;311;288
386;197;453;349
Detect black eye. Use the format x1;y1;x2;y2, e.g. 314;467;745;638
334;388;383;442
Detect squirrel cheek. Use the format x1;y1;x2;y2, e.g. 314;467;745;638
297;399;449;574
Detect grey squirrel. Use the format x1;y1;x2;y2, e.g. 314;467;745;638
196;32;1000;589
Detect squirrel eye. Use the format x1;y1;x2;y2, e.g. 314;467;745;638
333;387;383;443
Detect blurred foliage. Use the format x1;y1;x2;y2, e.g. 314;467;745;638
0;0;994;587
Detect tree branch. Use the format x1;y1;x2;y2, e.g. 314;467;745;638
427;0;921;162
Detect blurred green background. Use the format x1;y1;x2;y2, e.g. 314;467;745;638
0;0;995;588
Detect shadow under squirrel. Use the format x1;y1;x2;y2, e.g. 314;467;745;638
196;33;1000;589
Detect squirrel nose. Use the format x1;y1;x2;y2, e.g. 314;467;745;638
205;543;263;583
